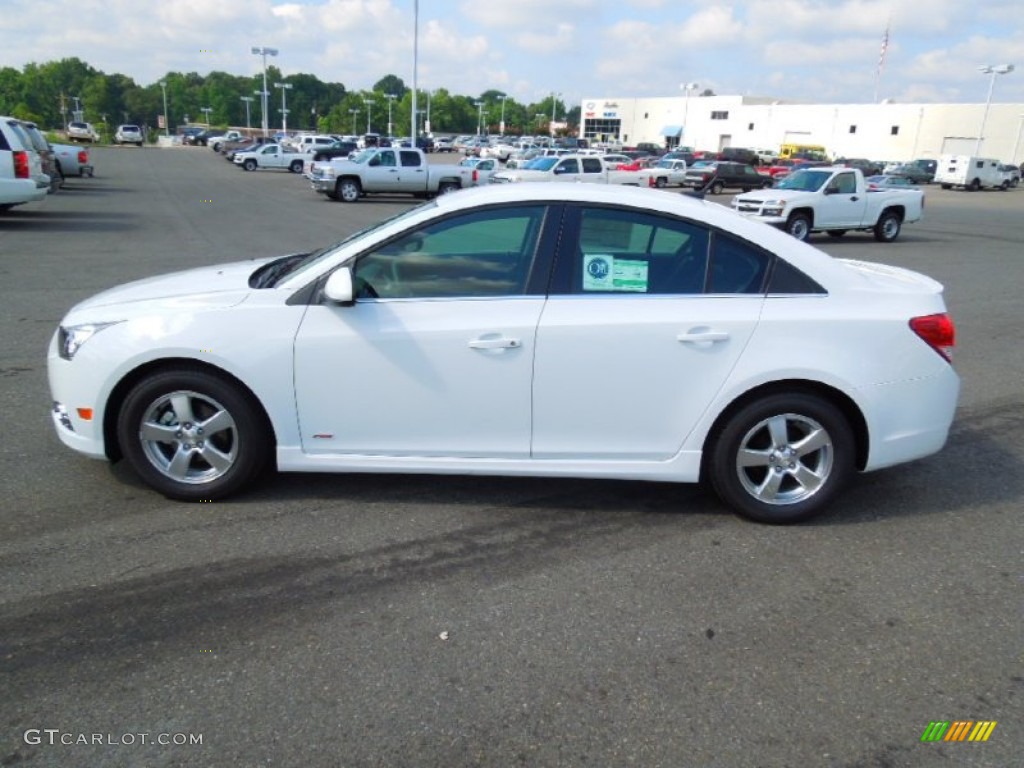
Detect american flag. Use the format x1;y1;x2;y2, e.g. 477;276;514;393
877;24;890;74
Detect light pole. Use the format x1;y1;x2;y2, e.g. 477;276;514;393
240;96;254;130
550;92;559;135
349;108;360;135
475;100;484;135
976;64;1014;154
253;90;266;134
680;82;698;146
200;106;213;125
364;98;375;133
411;0;419;142
425;89;432;135
274;82;292;135
498;94;509;135
385;93;397;136
250;46;279;137
159;81;168;135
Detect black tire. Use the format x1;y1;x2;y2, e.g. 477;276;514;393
707;392;855;524
117;368;271;501
212;142;222;152
289;159;303;173
873;210;902;242
1000;180;1009;191
337;177;362;202
243;158;257;171
710;180;725;195
940;183;952;190
437;181;461;195
827;230;848;238
968;178;980;191
655;176;667;188
785;212;812;241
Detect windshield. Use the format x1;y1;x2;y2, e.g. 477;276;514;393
349;149;375;164
775;169;831;192
525;157;559;171
254;201;439;288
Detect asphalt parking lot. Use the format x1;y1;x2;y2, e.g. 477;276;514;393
1;147;1022;767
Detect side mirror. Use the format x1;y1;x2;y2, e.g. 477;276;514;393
323;267;354;305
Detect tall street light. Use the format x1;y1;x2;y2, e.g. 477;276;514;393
275;82;293;135
159;81;168;135
250;46;279;138
364;98;375;133
976;64;1015;154
498;94;509;135
254;90;266;134
1012;113;1024;165
474;101;484;136
385;93;397;136
680;82;699;146
240;96;254;129
349;108;360;135
411;0;419;142
550;92;559;135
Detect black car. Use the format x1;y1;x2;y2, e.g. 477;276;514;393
836;157;883;176
717;147;761;166
682;161;772;194
310;140;359;163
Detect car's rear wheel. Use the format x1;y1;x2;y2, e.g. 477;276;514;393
710;180;725;194
117;369;271;501
243;159;257;171
873;210;902;242
337;178;362;202
785;212;812;241
289;160;303;173
437;181;460;195
708;393;855;524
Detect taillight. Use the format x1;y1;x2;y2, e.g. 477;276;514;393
472;169;479;182
13;150;30;179
78;150;88;164
910;313;955;362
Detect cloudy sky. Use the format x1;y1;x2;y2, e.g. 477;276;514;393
2;0;1023;105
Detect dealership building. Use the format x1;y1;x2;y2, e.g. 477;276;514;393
580;94;1024;162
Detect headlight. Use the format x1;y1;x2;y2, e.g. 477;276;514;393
58;321;122;360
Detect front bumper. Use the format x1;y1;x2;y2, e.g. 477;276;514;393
310;177;334;193
47;332;108;460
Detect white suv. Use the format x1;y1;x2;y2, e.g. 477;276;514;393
114;124;144;146
67;121;99;142
1;116;48;212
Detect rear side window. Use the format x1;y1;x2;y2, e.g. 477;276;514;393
708;233;771;294
399;151;422;167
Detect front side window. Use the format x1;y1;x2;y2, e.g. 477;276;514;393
353;205;548;299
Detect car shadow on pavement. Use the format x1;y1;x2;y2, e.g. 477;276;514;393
0;209;136;232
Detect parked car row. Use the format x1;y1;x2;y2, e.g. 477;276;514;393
1;116;94;213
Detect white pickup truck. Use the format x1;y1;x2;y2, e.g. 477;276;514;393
233;143;305;173
489;154;653;186
730;166;924;242
309;147;473;202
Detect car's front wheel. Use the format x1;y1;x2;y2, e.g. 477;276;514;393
708;393;855;524
117;369;271;501
243;159;257;171
710;180;725;194
337;178;362;202
785;212;812;241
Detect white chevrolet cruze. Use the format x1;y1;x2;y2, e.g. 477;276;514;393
48;184;959;523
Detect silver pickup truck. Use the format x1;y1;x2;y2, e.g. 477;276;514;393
310;147;473;202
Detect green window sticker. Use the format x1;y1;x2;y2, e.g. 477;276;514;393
582;254;649;292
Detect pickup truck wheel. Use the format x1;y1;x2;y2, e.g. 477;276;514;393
785;213;812;241
940;183;952;190
968;178;981;191
337;178;362;202
655;177;667;188
827;230;847;238
999;180;1010;191
243;159;257;171
873;210;902;242
707;392;855;524
437;181;461;195
212;142;222;152
710;180;725;195
289;160;303;173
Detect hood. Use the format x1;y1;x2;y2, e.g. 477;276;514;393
64;258;274;320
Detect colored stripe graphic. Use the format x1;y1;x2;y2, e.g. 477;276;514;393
920;722;949;742
968;721;997;742
945;721;973;741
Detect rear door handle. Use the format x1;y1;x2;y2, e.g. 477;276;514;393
677;331;730;343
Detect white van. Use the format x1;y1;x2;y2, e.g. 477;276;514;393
287;134;337;154
934;154;1005;191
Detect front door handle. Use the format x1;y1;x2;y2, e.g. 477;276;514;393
677;331;730;343
469;337;521;350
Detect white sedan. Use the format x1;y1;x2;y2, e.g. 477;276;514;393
47;184;959;523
